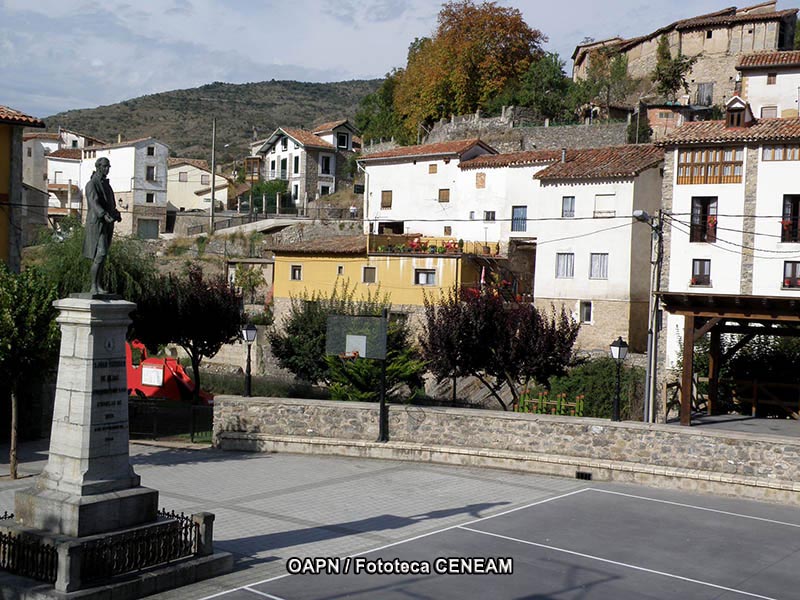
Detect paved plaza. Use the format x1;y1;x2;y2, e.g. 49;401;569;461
3;441;800;599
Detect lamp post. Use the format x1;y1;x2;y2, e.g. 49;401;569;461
241;323;257;397
610;336;628;422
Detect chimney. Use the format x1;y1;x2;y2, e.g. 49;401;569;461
561;148;567;163
117;133;122;143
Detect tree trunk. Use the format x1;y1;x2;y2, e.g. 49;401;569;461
10;388;18;479
191;355;202;405
451;374;457;405
475;373;507;410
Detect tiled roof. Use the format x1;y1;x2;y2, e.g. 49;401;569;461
676;7;797;30
0;105;45;128
23;131;61;141
49;148;82;160
738;50;800;69
168;157;210;171
312;119;349;133
460;149;563;170
359;139;495;161
659;118;800;145
281;127;335;150
268;235;367;255
534;145;664;180
92;137;162;150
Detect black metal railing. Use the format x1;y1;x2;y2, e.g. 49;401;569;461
80;510;198;583
0;512;12;520
0;529;58;583
129;400;212;441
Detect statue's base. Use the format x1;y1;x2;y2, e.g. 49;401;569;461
14;485;158;538
68;292;123;300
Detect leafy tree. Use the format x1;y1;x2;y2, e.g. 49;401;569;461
355;71;405;144
131;266;242;403
517;53;574;121
652;35;698;102
583;49;637;117
421;285;580;410
0;267;59;478
235;264;266;303
393;0;545;139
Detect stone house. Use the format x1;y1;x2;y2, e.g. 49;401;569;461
736;49;800;118
573;2;797;108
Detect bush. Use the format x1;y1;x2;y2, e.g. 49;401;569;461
547;357;645;420
200;371;329;399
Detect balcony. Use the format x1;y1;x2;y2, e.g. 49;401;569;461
265;170;289;181
368;234;500;256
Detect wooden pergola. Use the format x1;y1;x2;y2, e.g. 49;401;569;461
660;292;800;426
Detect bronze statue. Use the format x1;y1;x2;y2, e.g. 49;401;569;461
83;157;122;294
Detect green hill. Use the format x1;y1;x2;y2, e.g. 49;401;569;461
45;79;381;163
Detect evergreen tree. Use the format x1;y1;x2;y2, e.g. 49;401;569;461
652;35;698;102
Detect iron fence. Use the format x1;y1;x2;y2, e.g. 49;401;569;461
80;509;197;584
129;400;212;442
0;529;58;583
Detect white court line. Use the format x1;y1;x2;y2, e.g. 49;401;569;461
459;526;780;600
242;588;287;600
195;487;590;600
590;488;800;528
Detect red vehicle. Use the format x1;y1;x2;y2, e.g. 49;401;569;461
126;340;213;405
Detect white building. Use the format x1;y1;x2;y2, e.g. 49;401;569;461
81;137;169;239
737;49;800;118
167;157;218;212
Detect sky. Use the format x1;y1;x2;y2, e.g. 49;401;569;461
2;0;796;118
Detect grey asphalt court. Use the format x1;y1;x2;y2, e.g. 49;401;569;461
3;441;800;600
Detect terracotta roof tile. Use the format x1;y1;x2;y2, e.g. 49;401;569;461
23;131;61;141
168;157;210;170
281;127;335;150
659;118;800;145
360;139;495;161
0;105;45;127
312;119;349;133
676;7;797;30
738;50;800;69
93;137;162;150
48;148;82;159
534;145;664;180
460;149;563;170
268;235;367;255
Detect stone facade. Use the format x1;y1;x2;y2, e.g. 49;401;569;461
740;146;759;294
214;397;800;504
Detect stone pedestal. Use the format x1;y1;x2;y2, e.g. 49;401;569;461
14;297;157;538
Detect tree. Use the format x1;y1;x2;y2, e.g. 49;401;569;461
393;0;545;139
0;267;59;478
421;286;580;410
517;53;574;121
652;35;698;102
131;266;242;403
583;48;637;117
354;70;405;144
235;264;266;304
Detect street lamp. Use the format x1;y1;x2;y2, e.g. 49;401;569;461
610;336;628;422
241;323;257;397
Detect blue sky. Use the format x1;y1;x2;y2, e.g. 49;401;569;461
2;0;795;118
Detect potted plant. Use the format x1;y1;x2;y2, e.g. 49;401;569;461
785;278;792;287
690;277;698;285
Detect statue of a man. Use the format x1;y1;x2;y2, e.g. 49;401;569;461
83;157;122;294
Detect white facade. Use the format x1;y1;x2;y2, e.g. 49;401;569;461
167;162;216;212
741;69;800;118
22;138;47;192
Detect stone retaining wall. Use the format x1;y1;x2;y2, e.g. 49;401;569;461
215;397;800;504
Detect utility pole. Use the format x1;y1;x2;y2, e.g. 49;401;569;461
209;118;216;234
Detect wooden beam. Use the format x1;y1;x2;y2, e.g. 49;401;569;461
668;309;800;321
681;316;694;426
718;326;800;337
693;317;722;342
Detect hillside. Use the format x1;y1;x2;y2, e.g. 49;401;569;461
44;79;381;163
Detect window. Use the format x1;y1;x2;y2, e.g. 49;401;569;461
320;185;330;196
71;140;78;148
337;132;349;149
337;265;344;276
415;269;436;285
562;196;575;218
589;253;609;279
706;30;713;39
593;194;616;218
556;253;574;278
270;160;276;174
761;106;778;119
476;172;486;189
362;266;377;284
381;190;392;209
293;156;299;174
782;195;800;242
691;259;711;285
147;146;155;156
146;165;156;181
784;261;800;288
294;142;300;150
428;164;438;174
727;109;744;127
292;184;299;200
511;206;527;232
443;226;452;236
438;189;450;203
178;171;188;182
290;265;302;281
469;211;476;220
281;138;288;151
201;174;210;185
26;147;31;157
320;155;331;175
690;197;718;243
146;193;154;203
483;211;496;222
697;82;714;106
763;145;800;161
767;72;777;85
677;147;743;184
580;301;592;323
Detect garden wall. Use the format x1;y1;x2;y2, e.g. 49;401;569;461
215;397;800;505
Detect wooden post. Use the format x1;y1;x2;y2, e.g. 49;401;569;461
708;327;720;415
681;316;694;426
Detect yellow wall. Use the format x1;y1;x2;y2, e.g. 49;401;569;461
0;125;11;265
273;253;466;306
